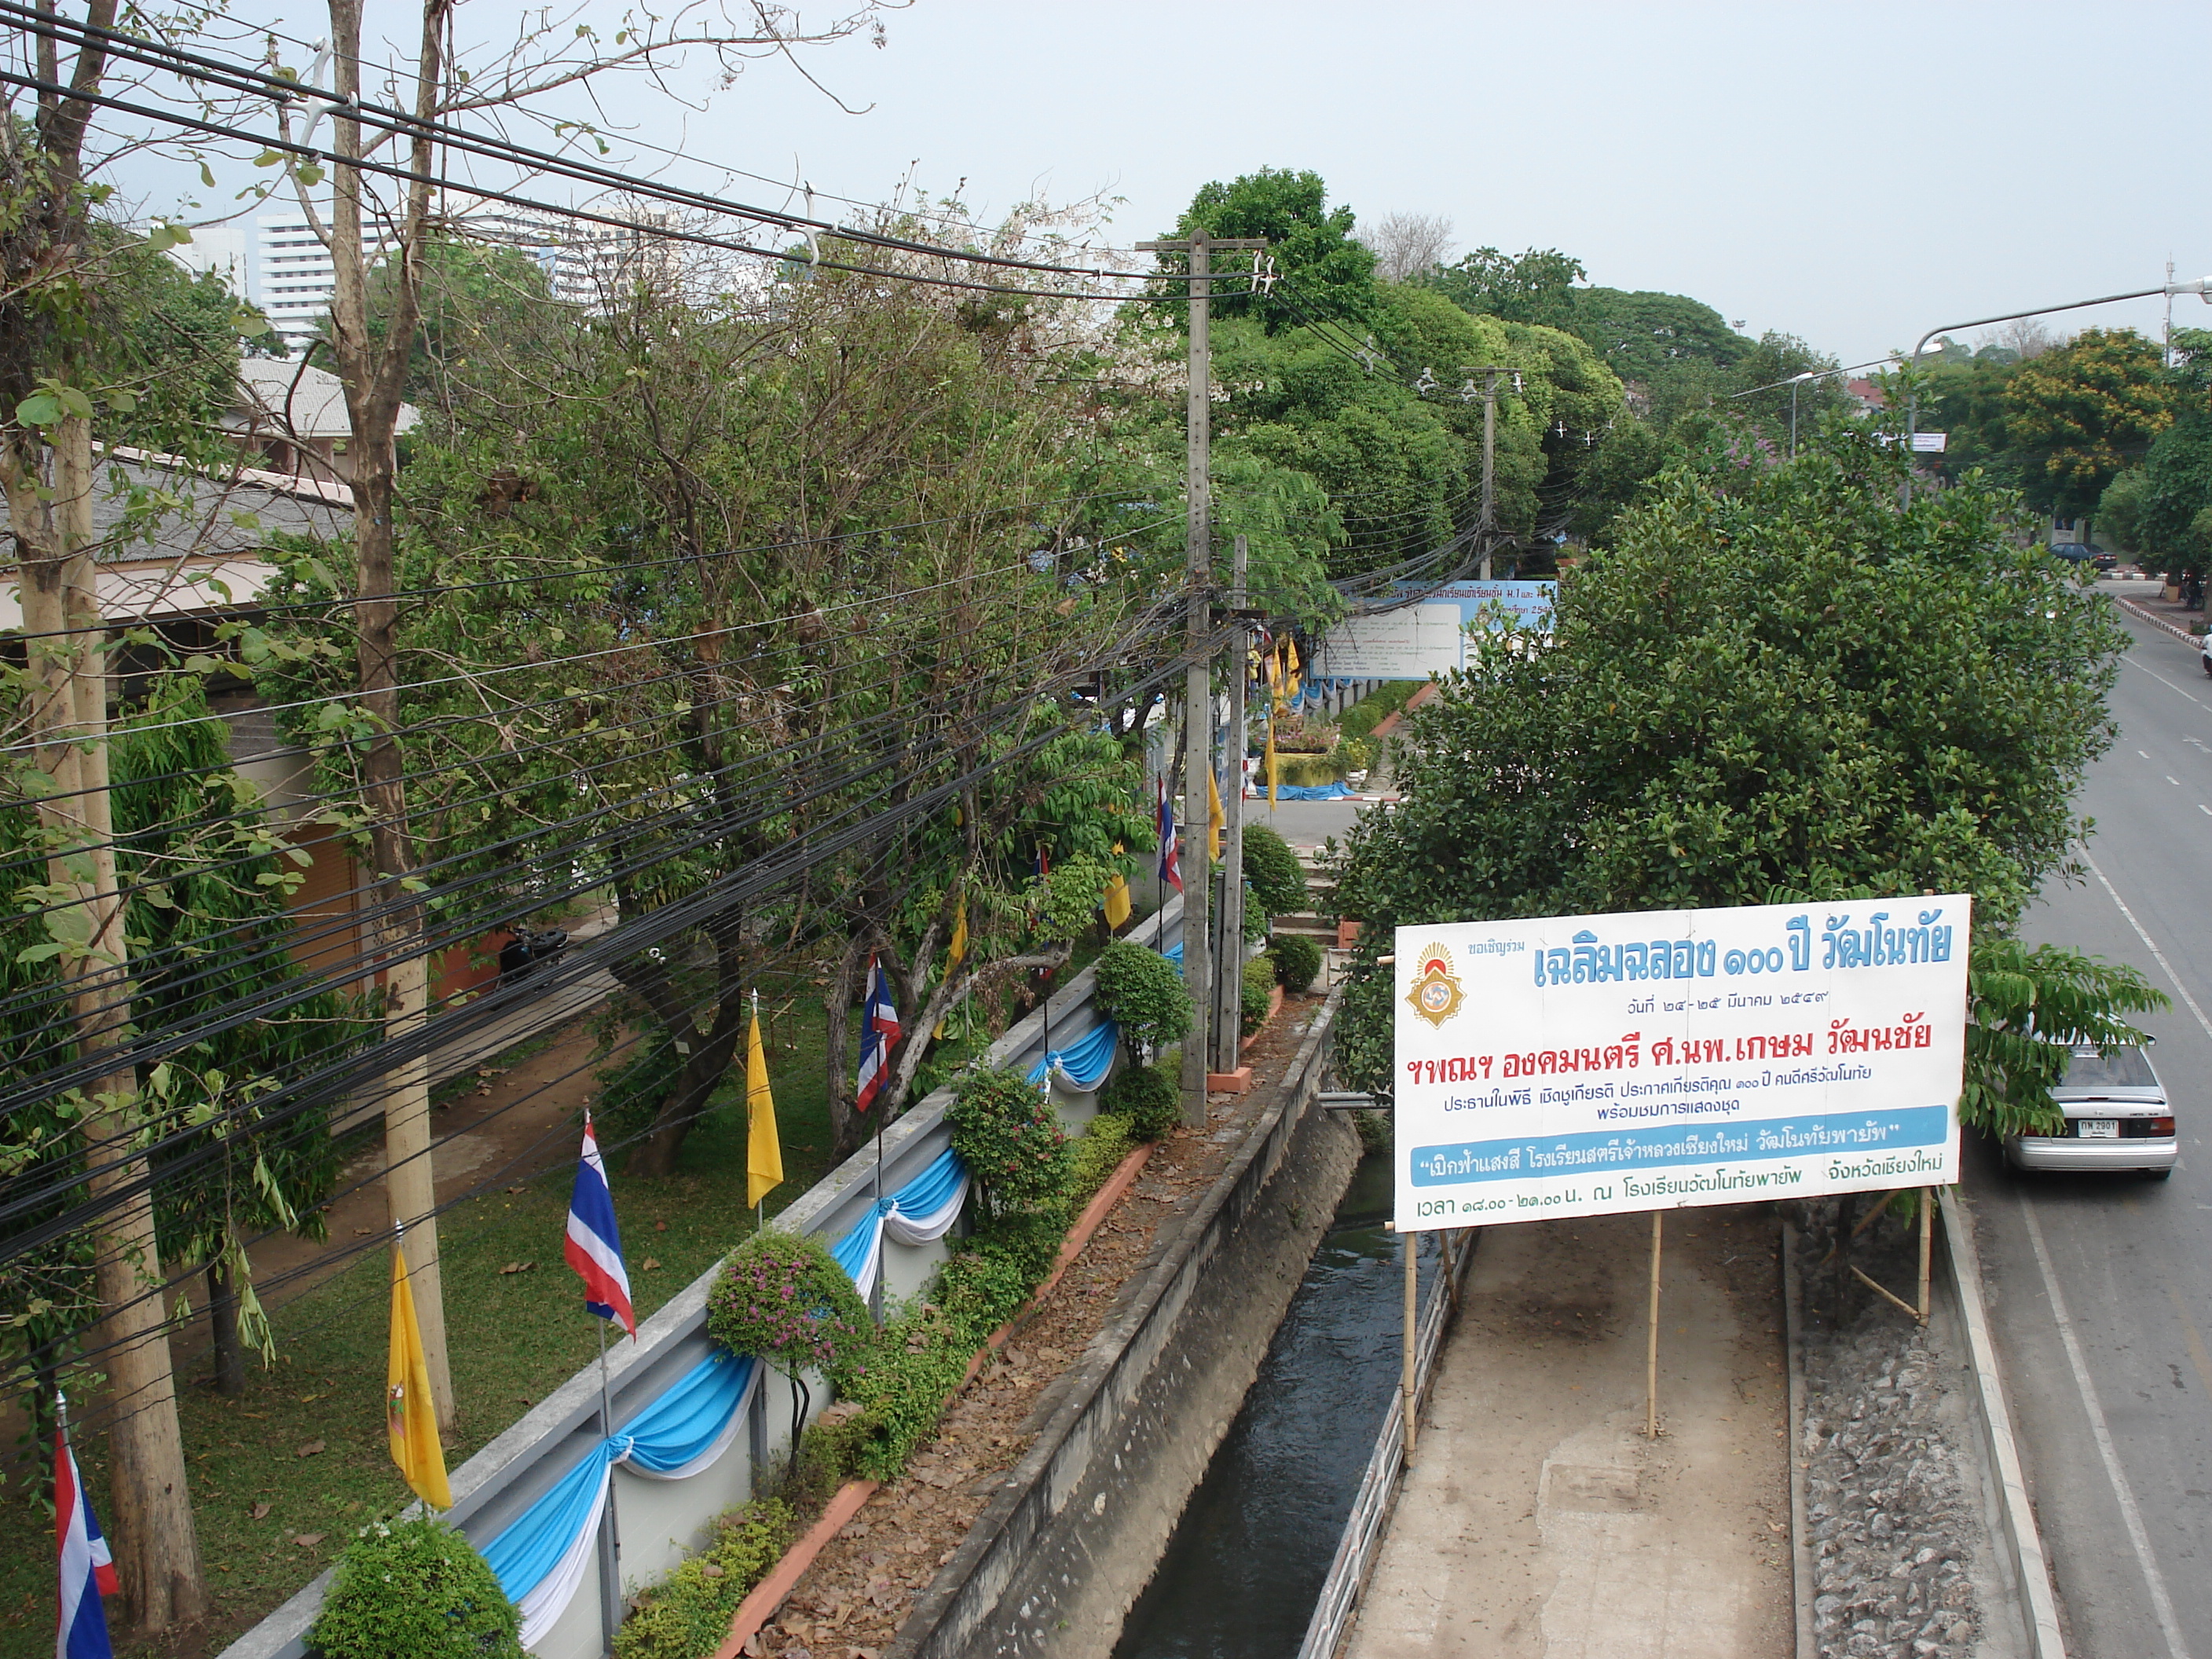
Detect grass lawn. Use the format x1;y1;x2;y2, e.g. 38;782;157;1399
0;987;840;1659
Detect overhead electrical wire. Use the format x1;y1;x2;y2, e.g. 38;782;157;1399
0;609;1209;1199
0;595;1197;1106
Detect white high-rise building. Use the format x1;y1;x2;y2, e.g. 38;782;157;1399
253;209;337;356
455;204;680;308
168;225;247;294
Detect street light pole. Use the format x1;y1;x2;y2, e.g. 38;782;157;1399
1788;371;1817;459
1903;277;2212;507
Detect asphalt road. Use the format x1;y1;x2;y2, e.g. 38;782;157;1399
1969;592;2212;1658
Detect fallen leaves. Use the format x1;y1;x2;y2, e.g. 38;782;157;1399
499;1261;537;1276
291;1532;325;1548
640;1257;661;1273
295;1440;325;1459
249;1501;270;1520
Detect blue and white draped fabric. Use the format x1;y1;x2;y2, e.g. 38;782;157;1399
1165;938;1184;972
1267;782;1354;801
1025;1017;1119;1092
830;1147;970;1304
481;1350;762;1649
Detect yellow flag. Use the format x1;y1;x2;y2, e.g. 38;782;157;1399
387;1246;451;1510
1207;767;1225;863
1103;843;1132;929
1265;645;1285;715
746;1012;784;1209
933;903;969;1040
1265;714;1279;808
1285;637;1303;702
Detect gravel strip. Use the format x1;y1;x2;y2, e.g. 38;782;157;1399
1795;1200;1987;1659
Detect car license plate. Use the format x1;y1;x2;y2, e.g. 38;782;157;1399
2078;1119;2119;1139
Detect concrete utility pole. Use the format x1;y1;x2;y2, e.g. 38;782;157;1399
1212;535;1250;1075
1465;366;1512;580
1137;229;1265;1127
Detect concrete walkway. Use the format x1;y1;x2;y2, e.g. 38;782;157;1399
331;910;620;1135
1345;1209;1793;1659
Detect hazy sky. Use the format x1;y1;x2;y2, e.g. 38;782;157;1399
127;1;2212;364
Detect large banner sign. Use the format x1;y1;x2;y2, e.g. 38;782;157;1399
1392;897;1972;1233
1311;580;1555;681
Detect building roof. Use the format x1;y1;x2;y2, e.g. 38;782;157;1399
0;451;350;631
227;360;419;441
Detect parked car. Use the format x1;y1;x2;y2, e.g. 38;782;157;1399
2004;1042;2176;1178
2199;628;2211;679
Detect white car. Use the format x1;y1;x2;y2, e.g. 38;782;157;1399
2200;629;2211;679
2005;1044;2176;1178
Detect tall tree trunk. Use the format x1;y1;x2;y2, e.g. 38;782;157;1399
324;0;455;1427
206;1253;244;1399
9;415;207;1628
823;937;868;1160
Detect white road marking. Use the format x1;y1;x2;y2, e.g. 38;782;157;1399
2123;654;2207;707
2082;847;2212;1046
2142;749;2154;758
2200;806;2212;817
2020;1198;2193;1659
2169;776;2182;786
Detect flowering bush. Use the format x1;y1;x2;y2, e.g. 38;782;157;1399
944;1067;1070;1222
704;1231;873;1378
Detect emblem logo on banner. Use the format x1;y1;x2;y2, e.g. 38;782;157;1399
1405;943;1465;1027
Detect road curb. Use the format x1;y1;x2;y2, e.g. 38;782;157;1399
1781;1221;1815;1659
2114;594;2200;646
1939;1186;2067;1659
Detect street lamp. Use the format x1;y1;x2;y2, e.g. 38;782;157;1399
1727;357;1901;454
1902;277;2212;505
1787;371;1818;458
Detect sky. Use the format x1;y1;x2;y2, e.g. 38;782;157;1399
113;0;2212;366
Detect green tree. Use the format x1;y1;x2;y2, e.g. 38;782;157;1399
1917;354;2023;490
2002;327;2174;520
2114;328;2212;573
1423;247;1586;331
1328;431;2127;1107
1154;167;1377;335
315;229;562;416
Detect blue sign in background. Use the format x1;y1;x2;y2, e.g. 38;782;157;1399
1408;1104;1951;1187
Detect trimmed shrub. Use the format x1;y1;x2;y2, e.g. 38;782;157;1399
946;1067;1070;1221
1070;1112;1139;1203
1241;823;1308;918
1099;1064;1181;1140
1240;955;1276;1038
1337;679;1422;743
612;1501;795;1659
1092;939;1192;1051
1268;933;1322;993
309;1518;523;1659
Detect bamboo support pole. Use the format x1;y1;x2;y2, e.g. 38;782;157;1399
1917;1187;1934;1324
1646;1211;1664;1438
1402;1232;1419;1464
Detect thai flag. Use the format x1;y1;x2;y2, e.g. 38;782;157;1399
55;1417;117;1659
1157;782;1181;892
563;1114;635;1338
855;954;902;1114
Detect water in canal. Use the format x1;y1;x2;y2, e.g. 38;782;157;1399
1111;1148;1427;1659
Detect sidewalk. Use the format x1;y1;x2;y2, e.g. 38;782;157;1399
1344;1209;1793;1659
330;908;621;1136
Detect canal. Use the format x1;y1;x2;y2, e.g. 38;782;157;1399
1110;1148;1429;1659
